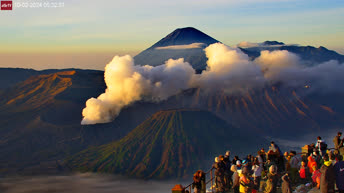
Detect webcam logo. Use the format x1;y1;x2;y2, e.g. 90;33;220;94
1;1;12;10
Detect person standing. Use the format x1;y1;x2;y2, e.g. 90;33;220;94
252;158;262;193
239;167;252;193
223;152;232;192
231;165;240;193
289;151;299;184
316;136;328;156
281;173;292;193
192;170;205;193
299;161;309;184
334;155;344;193
333;132;342;151
320;154;335;193
213;156;226;193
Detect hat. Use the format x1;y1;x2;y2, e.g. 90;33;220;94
236;160;242;165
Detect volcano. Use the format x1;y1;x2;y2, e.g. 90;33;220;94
66;109;266;179
134;27;219;70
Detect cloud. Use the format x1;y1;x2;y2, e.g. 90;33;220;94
193;43;265;93
236;41;261;48
81;56;195;125
81;43;344;125
155;43;205;50
255;50;300;80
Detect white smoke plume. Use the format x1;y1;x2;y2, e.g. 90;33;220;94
81;43;344;125
81;56;195;125
255;50;300;80
193;43;265;94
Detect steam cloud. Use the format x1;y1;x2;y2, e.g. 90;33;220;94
155;43;205;50
81;43;344;125
81;56;195;124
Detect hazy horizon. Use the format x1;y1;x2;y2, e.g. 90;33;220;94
1;0;343;70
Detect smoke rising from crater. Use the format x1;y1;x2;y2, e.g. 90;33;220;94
81;43;344;125
81;56;195;124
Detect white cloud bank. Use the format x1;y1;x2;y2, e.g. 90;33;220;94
155;43;205;50
81;43;344;125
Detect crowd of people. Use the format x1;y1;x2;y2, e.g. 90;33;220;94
191;132;344;193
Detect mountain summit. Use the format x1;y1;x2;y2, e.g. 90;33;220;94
134;27;220;70
147;27;219;49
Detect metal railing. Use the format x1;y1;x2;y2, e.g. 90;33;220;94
178;147;336;193
183;167;215;193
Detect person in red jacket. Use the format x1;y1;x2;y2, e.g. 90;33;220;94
299;161;309;183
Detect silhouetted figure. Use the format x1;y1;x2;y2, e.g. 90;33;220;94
320;154;335;193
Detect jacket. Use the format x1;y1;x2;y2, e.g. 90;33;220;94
320;162;335;193
334;161;344;190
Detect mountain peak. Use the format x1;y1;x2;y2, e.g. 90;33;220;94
148;27;219;49
263;40;285;46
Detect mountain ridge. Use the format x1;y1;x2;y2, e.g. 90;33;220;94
65;109;266;179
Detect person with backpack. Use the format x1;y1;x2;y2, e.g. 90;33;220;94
316;136;328;156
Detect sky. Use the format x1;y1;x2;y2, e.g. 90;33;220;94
0;0;343;70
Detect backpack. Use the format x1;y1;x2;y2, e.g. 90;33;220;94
320;142;327;151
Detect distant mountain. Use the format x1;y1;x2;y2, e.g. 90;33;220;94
134;27;344;70
0;68;91;90
262;41;285;46
134;27;220;70
1;27;344;177
65;109;266;179
240;42;344;64
0;70;132;175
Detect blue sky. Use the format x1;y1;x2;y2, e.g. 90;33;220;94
0;0;343;69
